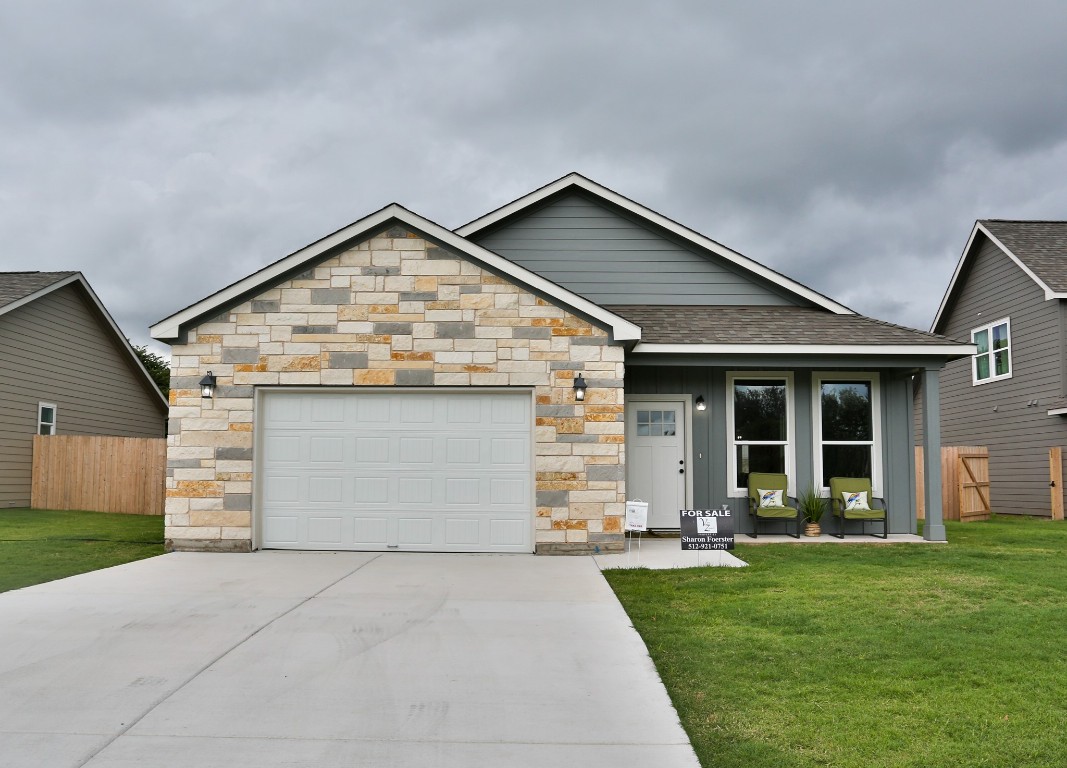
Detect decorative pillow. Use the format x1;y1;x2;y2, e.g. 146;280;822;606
758;489;784;508
843;491;870;511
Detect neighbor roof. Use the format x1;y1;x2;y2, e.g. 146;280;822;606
933;220;1067;331
609;305;972;357
456;172;855;316
0;271;77;312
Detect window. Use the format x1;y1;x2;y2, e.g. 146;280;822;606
813;374;881;493
727;373;794;493
38;403;57;435
972;318;1011;384
635;409;677;436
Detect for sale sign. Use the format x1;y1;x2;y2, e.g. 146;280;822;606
679;508;735;551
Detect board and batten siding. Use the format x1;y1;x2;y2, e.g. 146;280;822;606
0;284;166;507
471;192;805;307
918;235;1067;516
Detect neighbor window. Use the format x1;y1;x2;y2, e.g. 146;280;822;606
38;403;57;435
727;373;794;493
972;318;1011;384
814;375;881;493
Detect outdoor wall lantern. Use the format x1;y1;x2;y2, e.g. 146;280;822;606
573;373;588;402
695;395;707;411
199;371;217;399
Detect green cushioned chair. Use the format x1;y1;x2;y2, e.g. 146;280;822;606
747;472;801;539
829;477;888;539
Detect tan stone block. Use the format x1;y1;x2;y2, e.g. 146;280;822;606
320;368;355;385
415;276;438;292
536;530;566;543
402;260;460;276
165;497;190;514
167;526;221;540
339;250;371;266
168;480;223;498
470;373;509;386
190;510;251;527
535;455;584;473
603;516;623;533
371;250;401;266
584;421;624;435
568;503;604;521
337;322;374;333
221;527;253;540
460;293;494;309
280;372;321;384
569;489;617;503
354;292;399;304
535;517;553;530
354;369;396;385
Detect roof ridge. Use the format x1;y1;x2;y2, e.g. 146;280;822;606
981;218;1067;224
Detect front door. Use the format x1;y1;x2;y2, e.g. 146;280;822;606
626;399;688;529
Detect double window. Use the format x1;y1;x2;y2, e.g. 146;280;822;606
813;374;881;493
38;403;57;435
971;318;1011;384
727;373;794;494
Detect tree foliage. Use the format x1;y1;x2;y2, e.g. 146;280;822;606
131;344;170;397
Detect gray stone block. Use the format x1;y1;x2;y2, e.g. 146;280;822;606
167;459;202;470
329;352;369;369
556;434;599;443
400;292;438;302
373;322;413;335
396;369;435;386
385;226;411;238
311;288;351;304
169;376;202;389
215;446;253;461
436;321;475;339
588;465;625;482
221;348;261;364
251;300;280;312
364;266;400;276
586;378;624;388
426;245;456;260
536;490;570;507
513;327;552;339
536;405;577;418
459;285;483;294
166;538;252;553
215;385;254;398
223;494;252;511
292;325;335;335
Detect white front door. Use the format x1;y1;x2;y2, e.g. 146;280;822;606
626;399;688;529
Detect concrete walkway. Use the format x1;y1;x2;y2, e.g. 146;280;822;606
0;552;699;767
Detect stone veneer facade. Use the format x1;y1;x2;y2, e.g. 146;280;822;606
165;227;626;554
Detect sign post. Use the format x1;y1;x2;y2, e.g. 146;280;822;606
624;500;649;563
679;506;735;553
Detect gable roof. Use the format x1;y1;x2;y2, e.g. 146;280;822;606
0;271;169;412
150;203;642;343
933;220;1067;332
610;305;971;357
456;173;855;316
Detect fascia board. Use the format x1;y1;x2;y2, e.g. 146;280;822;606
0;273;81;318
456;173;854;316
1047;408;1067;416
151;203;641;343
631;342;977;356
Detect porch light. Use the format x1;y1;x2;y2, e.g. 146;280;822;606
199;371;217;399
573;373;588;402
695;395;706;411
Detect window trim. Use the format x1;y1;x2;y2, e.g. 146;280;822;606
812;373;882;497
726;372;796;497
971;317;1012;385
37;402;57;436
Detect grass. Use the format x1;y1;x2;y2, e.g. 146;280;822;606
604;517;1067;768
0;508;164;593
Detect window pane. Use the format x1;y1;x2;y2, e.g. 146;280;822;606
822;445;872;487
973;329;989;354
992;323;1009;350
40;406;54;424
637;423;650;436
975;354;990;380
821;382;872;441
736;444;785;488
637;410;649;425
733;380;786;440
994;350;1010;376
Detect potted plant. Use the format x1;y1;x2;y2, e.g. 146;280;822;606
798;487;825;537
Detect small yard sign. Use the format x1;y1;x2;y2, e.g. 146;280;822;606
679;508;734;550
625;500;649;532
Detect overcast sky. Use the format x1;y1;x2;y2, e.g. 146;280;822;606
3;1;1066;355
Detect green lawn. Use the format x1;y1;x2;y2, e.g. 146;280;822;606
604;517;1067;768
0;508;164;593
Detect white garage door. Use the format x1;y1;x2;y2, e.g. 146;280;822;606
257;390;533;552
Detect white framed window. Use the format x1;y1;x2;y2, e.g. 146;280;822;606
971;318;1011;384
726;372;795;495
38;402;57;435
812;374;882;495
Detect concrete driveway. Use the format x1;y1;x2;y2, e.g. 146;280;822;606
0;552;699;767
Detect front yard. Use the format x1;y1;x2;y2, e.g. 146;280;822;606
604;517;1067;768
0;508;164;592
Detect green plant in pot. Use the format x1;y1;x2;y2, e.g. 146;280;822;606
798;486;826;537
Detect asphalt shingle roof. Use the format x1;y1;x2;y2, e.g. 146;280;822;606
0;271;76;310
604;305;958;346
980;220;1067;292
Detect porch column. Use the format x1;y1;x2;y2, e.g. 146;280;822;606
921;366;946;541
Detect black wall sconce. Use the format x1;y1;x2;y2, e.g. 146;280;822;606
695;395;706;411
573;373;588;402
199;371;217;399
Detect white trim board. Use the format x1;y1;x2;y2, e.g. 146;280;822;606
456;173;855;316
150;203;641;344
631;342;975;357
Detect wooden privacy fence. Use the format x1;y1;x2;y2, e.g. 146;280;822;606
32;435;166;515
915;446;990;522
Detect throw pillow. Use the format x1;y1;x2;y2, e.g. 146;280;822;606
758;489;784;508
843;491;870;511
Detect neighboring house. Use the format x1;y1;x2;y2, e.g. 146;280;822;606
0;272;170;507
151;174;971;554
924;220;1067;517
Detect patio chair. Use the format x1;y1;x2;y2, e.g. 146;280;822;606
746;472;801;539
829;477;888;539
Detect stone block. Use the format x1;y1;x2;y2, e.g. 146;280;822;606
396;369;434;386
354;369;396;385
329;352;369;369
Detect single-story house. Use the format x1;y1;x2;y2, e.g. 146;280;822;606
151;174;972;553
0;271;169;507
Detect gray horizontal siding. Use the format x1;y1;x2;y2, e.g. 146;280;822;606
917;235;1067;515
473;192;805;307
0;284;166;507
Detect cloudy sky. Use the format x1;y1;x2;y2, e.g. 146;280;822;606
3;1;1066;354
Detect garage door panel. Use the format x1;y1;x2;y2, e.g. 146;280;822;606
259;391;532;552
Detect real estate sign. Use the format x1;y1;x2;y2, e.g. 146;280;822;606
679;508;734;551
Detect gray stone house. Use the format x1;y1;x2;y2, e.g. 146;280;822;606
151;174;972;553
922;220;1067;517
0;272;169;507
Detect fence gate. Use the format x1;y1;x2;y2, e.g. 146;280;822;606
957;450;991;522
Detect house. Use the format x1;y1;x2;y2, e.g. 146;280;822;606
150;174;972;553
925;220;1067;517
0;272;170;507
